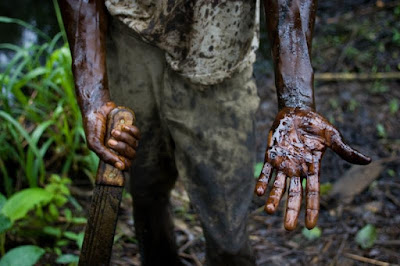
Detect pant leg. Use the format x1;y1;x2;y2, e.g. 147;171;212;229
106;18;182;266
161;66;260;266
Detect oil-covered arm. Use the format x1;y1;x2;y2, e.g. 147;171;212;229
59;0;140;170
255;0;371;231
266;0;316;110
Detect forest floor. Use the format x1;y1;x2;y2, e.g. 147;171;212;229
70;1;400;265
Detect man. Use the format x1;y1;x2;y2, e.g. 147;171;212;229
59;0;371;265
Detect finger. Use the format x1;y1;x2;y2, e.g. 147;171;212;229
92;143;126;170
284;176;302;231
255;162;273;196
265;171;286;214
122;125;141;139
119;155;132;169
112;129;138;149
305;155;321;229
328;129;371;165
107;139;136;159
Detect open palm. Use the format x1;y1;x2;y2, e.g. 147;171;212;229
255;107;371;230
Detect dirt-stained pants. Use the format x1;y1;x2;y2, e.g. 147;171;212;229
106;18;260;266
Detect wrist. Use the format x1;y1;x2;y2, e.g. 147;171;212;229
275;59;315;110
76;79;112;116
83;101;116;118
276;77;315;110
277;94;315;110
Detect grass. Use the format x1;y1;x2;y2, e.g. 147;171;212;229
0;7;97;264
0;17;97;195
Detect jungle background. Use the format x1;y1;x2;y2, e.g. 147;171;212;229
0;0;399;265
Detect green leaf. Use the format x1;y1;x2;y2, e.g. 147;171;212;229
0;193;6;211
63;231;84;249
389;99;399;115
254;162;263;178
302;227;322;241
1;188;53;222
387;169;396;177
48;203;59;219
56;254;79;264
0;245;45;266
76;232;84;249
0;111;46;186
70;217;87;224
56;239;70;247
0;214;12;234
63;231;80;241
43;226;62;238
64;208;72;222
355;224;377;249
376;124;387;139
54;247;62;256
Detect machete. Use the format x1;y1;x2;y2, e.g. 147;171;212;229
79;107;135;266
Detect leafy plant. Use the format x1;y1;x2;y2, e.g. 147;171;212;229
1;188;53;223
0;175;86;257
0;17;98;196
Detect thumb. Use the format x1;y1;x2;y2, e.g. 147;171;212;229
329;129;371;165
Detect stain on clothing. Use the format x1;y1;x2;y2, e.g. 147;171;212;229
105;0;260;85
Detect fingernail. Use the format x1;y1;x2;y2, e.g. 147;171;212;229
112;130;120;136
115;162;123;169
255;187;264;196
108;139;117;146
265;203;275;214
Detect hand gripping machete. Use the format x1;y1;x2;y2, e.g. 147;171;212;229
79;107;135;266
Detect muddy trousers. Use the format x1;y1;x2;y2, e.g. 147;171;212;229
106;19;260;266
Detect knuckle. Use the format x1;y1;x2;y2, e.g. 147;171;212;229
87;139;102;153
288;191;301;197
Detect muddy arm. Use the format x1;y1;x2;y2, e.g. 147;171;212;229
257;0;371;231
58;0;140;170
264;0;317;110
58;0;110;114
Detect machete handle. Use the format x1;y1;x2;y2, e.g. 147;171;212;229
95;106;136;186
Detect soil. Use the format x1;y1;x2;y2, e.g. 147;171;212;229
71;1;400;265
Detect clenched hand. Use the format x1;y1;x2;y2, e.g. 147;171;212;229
83;101;140;171
255;107;371;230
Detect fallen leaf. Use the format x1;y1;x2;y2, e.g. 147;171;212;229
355;224;377;249
328;157;398;204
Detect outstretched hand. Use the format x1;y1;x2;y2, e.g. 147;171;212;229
255;107;371;230
83;102;140;171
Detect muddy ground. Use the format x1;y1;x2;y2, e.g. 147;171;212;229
70;1;400;265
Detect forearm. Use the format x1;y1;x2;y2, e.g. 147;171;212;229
59;0;110;115
264;0;317;110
